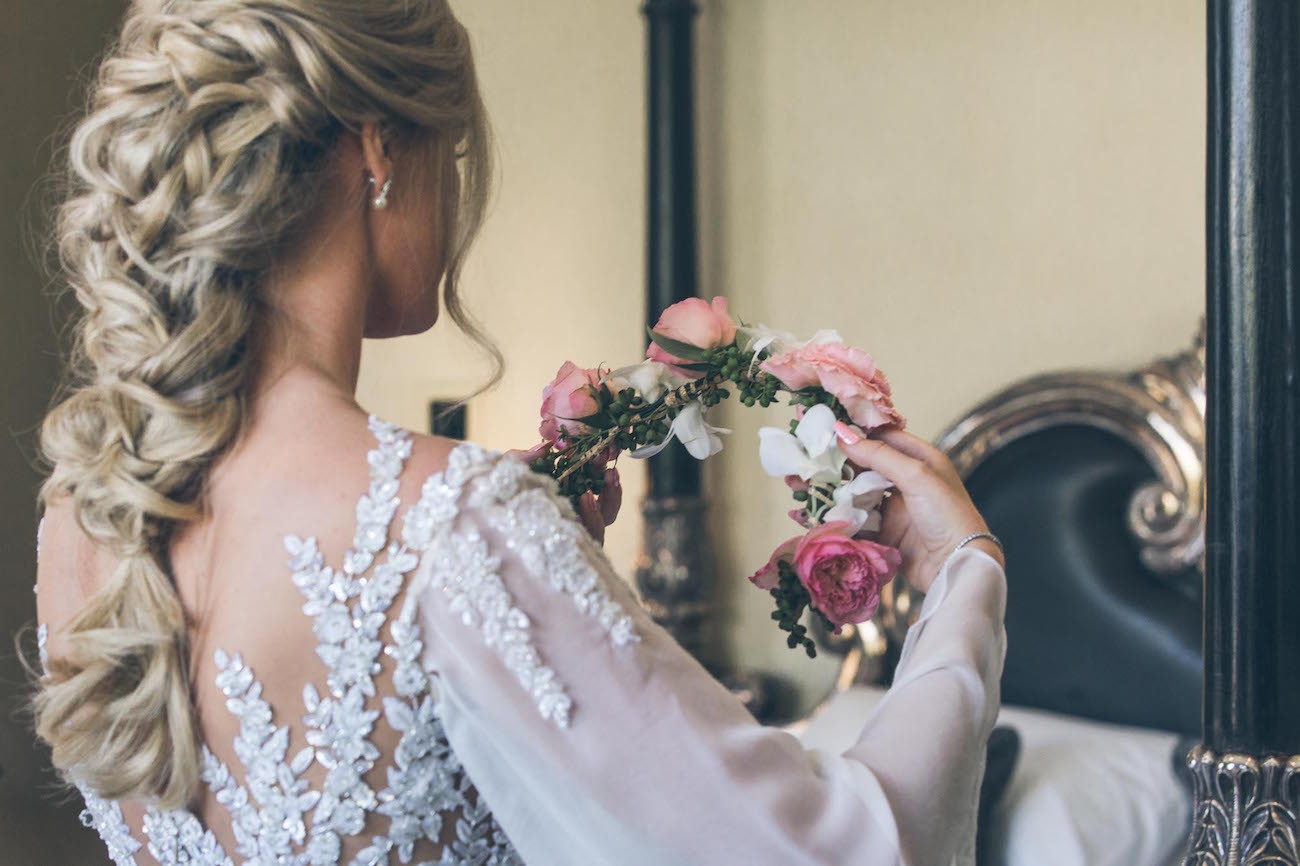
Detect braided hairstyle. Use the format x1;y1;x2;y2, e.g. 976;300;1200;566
34;0;493;809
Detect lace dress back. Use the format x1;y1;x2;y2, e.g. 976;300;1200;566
38;417;521;866
37;414;1011;866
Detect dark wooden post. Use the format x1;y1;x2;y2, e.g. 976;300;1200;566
1185;2;1300;862
636;0;719;668
643;0;702;501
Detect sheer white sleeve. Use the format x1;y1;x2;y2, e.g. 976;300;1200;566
401;445;1007;866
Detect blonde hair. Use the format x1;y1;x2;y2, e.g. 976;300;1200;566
34;0;494;809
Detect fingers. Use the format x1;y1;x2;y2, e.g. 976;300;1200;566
836;431;932;492
872;428;960;484
599;468;622;526
510;441;552;463
577;492;606;545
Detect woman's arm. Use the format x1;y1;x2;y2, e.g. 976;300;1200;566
402;445;1006;866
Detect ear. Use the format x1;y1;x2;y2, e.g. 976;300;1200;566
359;121;392;199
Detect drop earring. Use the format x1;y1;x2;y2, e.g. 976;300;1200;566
370;176;392;210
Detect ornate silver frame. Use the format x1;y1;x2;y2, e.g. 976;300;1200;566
937;326;1206;575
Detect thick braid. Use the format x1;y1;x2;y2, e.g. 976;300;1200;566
35;0;493;809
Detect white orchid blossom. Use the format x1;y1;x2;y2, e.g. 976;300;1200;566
824;469;892;533
604;360;690;403
757;404;846;483
632;401;730;461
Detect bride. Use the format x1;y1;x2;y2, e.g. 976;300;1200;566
30;1;1007;864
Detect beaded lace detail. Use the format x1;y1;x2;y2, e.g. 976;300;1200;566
40;418;524;865
399;446;639;730
471;457;639;651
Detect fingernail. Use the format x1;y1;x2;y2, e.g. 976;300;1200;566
834;421;862;445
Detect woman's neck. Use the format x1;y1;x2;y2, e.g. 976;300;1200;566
250;194;373;408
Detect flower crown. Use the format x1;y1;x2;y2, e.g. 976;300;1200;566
531;296;906;656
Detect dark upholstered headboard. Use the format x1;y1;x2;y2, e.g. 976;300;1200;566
834;330;1207;736
964;423;1201;734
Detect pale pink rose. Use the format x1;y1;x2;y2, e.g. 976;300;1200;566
748;536;799;591
540;361;604;444
792;521;900;629
760;342;906;432
646;297;738;375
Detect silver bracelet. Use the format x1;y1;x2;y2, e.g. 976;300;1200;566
953;531;1003;556
930;532;1003;590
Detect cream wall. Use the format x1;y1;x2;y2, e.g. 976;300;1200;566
358;1;1205;706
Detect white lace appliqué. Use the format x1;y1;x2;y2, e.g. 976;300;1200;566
472;458;639;651
46;417;522;866
403;445;640;730
78;790;145;866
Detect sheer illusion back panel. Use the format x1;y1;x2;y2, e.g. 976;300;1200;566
36;416;521;866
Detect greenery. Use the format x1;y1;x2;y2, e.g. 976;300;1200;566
769;560;836;658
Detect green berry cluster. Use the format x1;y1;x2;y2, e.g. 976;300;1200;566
532;450;612;499
604;387;673;451
768;560;834;658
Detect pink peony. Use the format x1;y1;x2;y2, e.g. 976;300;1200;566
646;297;738;375
759;342;906;432
792;522;900;629
540;361;604;444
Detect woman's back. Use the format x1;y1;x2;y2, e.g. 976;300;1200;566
37;384;519;864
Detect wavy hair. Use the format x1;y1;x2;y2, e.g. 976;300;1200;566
33;0;494;809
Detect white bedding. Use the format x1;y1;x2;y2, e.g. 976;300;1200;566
794;686;1192;866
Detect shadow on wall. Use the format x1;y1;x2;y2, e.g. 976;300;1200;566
0;2;129;862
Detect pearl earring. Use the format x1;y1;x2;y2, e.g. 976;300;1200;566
370;176;392;210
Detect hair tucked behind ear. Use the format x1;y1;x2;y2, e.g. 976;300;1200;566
34;0;493;809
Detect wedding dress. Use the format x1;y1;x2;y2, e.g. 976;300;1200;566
36;416;1006;866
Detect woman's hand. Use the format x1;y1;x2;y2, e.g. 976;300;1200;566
834;424;1003;593
511;443;622;545
574;468;622;546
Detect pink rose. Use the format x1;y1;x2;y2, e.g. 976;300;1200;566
646;297;738;375
540;361;603;444
792;521;900;629
759;342;906;432
748;536;799;591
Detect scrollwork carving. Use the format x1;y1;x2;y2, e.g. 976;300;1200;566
1183;745;1300;866
936;322;1206;577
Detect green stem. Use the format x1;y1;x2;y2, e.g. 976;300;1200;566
556;371;730;482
